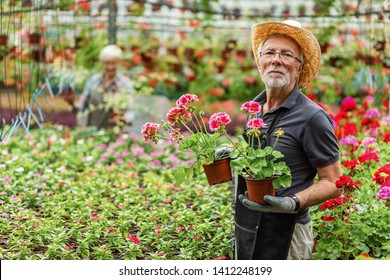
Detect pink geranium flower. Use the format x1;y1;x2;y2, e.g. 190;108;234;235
229;101;291;187
241;101;261;114
341;96;357;111
339;135;359;146
141;93;234;185
176;93;199;107
166;106;192;126
169;128;183;143
365;108;380;118
141;122;161;143
247;118;267;129
209;112;231;132
376;184;390;200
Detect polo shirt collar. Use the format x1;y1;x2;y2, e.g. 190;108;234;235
254;84;300;111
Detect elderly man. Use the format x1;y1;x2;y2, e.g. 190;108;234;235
75;44;135;129
235;20;342;260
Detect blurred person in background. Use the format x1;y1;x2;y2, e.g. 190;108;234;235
67;44;135;129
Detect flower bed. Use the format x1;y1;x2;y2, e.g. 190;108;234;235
0;127;234;260
311;96;390;260
1;94;390;260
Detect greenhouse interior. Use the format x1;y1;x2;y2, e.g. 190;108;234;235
0;0;390;263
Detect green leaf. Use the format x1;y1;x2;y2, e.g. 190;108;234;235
273;175;292;189
174;167;187;185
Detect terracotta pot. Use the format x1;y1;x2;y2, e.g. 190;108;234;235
0;35;8;46
202;158;232;186
184;47;195;60
167;47;178;56
29;32;42;44
168;62;181;73
152;4;161;12
30;47;46;62
245;178;275;204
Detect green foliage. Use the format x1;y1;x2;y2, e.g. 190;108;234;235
314;25;337;47
75;32;108;70
312;197;390;260
230;135;291;189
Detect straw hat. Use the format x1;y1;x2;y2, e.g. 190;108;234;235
252;20;321;88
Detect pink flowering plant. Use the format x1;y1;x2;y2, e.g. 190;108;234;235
141;93;233;185
229;101;291;189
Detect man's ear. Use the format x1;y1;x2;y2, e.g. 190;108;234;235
296;64;303;74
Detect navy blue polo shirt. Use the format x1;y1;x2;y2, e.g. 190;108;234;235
252;85;340;223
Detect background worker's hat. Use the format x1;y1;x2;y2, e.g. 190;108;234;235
252;20;321;88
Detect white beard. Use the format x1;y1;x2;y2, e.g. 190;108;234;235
263;75;290;88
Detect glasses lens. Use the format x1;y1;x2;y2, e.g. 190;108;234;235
261;51;297;62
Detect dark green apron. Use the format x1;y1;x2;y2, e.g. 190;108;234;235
235;106;297;260
235;175;298;259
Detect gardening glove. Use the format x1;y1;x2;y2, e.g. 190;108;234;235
215;144;234;160
238;192;297;213
109;109;132;126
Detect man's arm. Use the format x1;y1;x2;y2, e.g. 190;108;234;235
295;160;342;208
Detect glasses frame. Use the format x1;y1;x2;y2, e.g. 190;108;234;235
259;50;302;64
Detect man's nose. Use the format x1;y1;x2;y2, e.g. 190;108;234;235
270;52;283;63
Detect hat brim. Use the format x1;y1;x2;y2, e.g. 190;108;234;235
252;21;321;88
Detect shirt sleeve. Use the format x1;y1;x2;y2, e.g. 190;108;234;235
77;75;96;111
302;109;340;168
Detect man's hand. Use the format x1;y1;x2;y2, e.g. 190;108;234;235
238;192;297;213
109;110;131;126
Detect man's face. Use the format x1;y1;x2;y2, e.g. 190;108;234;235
102;59;120;74
258;35;302;89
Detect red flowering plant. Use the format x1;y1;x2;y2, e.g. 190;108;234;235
141;93;234;185
312;174;363;259
229;101;291;189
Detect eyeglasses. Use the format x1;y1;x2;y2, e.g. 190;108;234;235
259;50;302;63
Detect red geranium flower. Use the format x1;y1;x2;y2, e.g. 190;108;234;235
336;175;361;191
342;159;359;171
320;196;349;210
373;163;390;184
128;235;140;245
383;132;390;143
358;151;380;164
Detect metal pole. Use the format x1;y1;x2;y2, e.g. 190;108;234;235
108;0;117;44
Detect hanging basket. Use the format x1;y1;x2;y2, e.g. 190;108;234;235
245;178;276;205
202;158;232;186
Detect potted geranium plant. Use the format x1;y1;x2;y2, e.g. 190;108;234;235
230;101;292;204
141;93;234;186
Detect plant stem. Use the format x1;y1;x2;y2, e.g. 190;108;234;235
192;112;206;133
180;120;194;134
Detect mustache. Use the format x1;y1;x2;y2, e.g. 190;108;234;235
267;68;286;75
